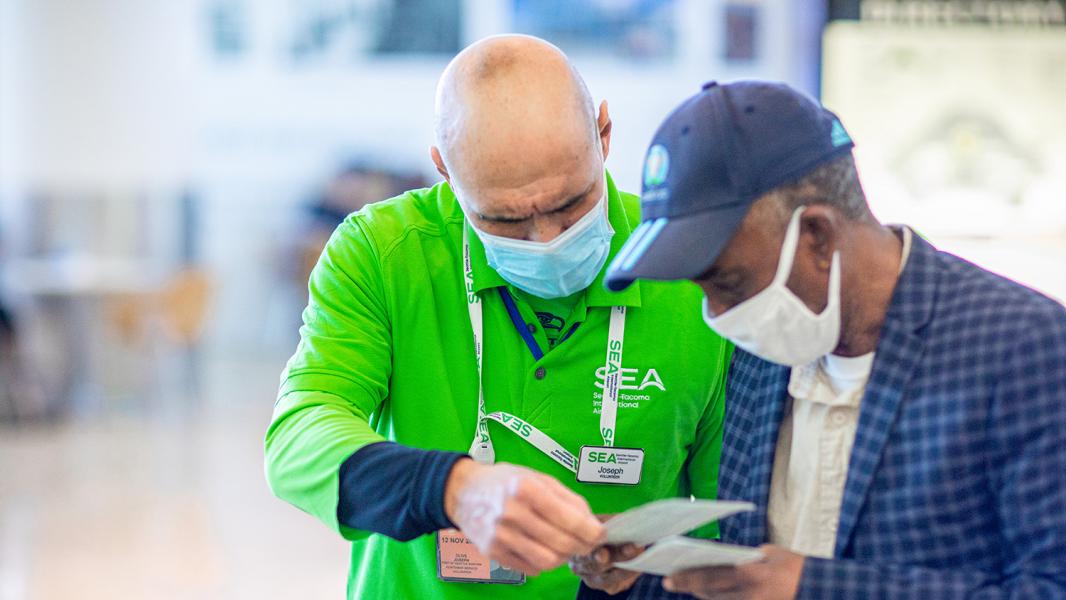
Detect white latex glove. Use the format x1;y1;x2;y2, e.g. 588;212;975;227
444;459;606;576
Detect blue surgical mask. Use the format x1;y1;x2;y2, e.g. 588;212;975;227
470;180;614;299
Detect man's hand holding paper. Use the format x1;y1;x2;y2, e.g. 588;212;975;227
573;499;760;594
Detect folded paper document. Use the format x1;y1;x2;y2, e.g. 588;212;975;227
604;498;755;546
614;536;764;576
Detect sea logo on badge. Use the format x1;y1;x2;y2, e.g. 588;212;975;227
588;451;618;464
644;144;670;188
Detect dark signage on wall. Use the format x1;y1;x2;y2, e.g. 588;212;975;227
830;0;1066;24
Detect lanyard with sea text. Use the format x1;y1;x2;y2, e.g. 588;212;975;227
463;227;640;485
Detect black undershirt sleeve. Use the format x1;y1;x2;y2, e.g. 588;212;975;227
336;441;469;541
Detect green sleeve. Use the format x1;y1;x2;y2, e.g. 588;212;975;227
264;216;391;541
685;340;733;540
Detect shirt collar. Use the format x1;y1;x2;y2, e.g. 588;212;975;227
786;224;919;405
462;217;507;293
895;225;913;275
458;170;642;308
587;171;641;308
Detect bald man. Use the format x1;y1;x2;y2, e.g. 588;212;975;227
265;35;732;599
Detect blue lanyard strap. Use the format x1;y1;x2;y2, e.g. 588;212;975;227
497;288;544;361
498;288;583;357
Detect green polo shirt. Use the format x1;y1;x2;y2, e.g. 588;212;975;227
265;173;732;600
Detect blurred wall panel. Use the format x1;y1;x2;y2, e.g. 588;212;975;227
823;23;1066;302
5;0;197;189
1;0;827;358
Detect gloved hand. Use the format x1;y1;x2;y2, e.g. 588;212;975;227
444;459;606;576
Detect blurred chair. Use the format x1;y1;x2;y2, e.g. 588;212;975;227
1;301;18;414
0;235;49;422
159;269;212;346
105;268;213;404
4;188;202;417
0;315;49;422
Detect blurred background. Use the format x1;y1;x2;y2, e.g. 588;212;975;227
0;0;1063;598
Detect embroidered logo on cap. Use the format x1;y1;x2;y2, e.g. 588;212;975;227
644;144;670;187
831;120;851;148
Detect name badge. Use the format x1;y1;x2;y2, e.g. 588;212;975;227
436;529;525;585
576;446;644;485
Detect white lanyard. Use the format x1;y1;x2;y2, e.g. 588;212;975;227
464;228;626;473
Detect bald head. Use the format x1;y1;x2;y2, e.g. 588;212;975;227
430;35;611;242
434;35;596;167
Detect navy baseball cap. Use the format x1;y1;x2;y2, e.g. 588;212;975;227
605;80;855;292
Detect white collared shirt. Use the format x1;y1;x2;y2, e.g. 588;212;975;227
767;227;912;558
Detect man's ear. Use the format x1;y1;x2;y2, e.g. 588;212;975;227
430;146;450;182
799;206;838;273
597;100;613;161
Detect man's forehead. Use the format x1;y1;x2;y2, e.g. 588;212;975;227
459;142;596;193
453;118;594;171
465;170;598;216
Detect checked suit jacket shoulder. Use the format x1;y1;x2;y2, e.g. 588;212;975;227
626;232;1066;599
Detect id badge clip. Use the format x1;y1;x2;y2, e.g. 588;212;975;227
436;529;525;585
576;446;645;485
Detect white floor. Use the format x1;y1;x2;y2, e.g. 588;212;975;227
0;357;351;600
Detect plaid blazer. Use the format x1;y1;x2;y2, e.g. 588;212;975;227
620;234;1066;599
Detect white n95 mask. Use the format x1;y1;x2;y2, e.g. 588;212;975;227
470;177;613;299
702;206;841;367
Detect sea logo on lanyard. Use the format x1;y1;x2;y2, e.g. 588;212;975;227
601;426;615;447
464;229;493;462
600;312;625;449
463;249;478;306
498;414;533;438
